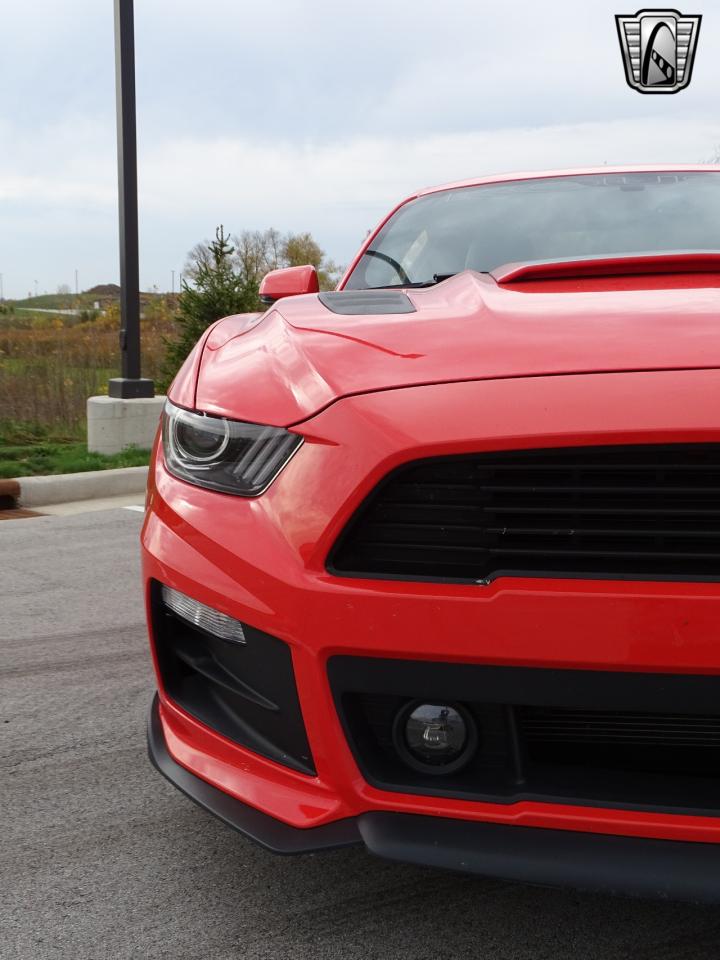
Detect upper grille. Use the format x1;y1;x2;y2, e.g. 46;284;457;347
329;444;720;583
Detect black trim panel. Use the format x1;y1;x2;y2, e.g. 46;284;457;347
359;812;720;902
151;582;316;775
329;657;720;716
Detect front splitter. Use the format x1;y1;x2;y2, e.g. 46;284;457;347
148;694;720;901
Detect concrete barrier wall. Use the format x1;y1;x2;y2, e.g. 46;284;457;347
87;395;166;455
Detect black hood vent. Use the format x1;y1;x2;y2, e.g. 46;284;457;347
318;291;416;315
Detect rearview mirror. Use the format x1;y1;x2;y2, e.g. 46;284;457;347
259;265;319;305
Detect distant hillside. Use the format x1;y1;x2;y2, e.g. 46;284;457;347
9;287;177;313
11;293;95;310
85;283;121;296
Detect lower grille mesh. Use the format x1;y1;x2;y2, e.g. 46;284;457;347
520;708;720;748
329;444;720;582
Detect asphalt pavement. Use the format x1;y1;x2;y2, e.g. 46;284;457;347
4;508;720;960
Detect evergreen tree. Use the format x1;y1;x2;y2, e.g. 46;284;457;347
160;226;260;389
160;224;342;390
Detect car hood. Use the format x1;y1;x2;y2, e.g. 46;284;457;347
191;270;720;426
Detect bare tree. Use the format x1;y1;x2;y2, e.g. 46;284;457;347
183;226;342;292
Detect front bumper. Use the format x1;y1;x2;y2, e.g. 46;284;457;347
148;695;359;853
143;370;720;895
149;695;720;901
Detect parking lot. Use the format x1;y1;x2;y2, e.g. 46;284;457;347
4;508;720;959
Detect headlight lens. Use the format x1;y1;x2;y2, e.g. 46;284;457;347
161;400;302;496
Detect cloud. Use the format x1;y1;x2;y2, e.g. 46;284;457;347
138;114;720;255
2;113;720;296
1;0;720;296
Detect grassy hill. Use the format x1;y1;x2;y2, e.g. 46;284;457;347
11;293;99;311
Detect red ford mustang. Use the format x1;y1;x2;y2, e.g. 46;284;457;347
144;166;720;900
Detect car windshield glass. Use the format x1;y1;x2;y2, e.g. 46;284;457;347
344;172;720;289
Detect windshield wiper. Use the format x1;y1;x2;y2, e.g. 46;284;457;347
365;273;457;290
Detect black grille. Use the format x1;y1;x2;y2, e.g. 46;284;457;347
519;707;720;785
520;708;720;748
329;657;720;814
329;444;720;583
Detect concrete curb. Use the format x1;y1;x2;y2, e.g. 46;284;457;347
15;466;149;508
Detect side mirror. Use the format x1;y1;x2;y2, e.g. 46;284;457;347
259;265;319;305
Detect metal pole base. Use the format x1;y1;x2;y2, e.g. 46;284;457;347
108;377;155;399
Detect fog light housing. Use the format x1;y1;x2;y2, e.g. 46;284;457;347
393;701;477;775
161;584;246;645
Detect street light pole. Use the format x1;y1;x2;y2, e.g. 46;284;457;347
109;0;153;399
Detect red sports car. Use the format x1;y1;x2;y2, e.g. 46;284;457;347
144;166;720;900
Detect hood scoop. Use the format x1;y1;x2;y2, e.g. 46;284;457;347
319;290;416;315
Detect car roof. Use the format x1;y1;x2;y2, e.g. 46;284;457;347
415;164;720;198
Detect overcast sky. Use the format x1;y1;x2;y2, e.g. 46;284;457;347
1;0;718;298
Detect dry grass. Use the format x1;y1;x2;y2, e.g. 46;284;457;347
0;300;176;439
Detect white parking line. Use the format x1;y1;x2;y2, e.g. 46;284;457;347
123;505;145;513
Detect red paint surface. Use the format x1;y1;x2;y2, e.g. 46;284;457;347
185;270;720;428
259;264;319;303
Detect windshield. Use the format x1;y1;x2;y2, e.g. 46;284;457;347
344;172;720;289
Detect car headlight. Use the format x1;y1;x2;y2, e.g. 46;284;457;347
161;400;302;496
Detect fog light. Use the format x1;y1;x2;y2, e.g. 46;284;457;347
393;701;477;775
161;585;246;644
